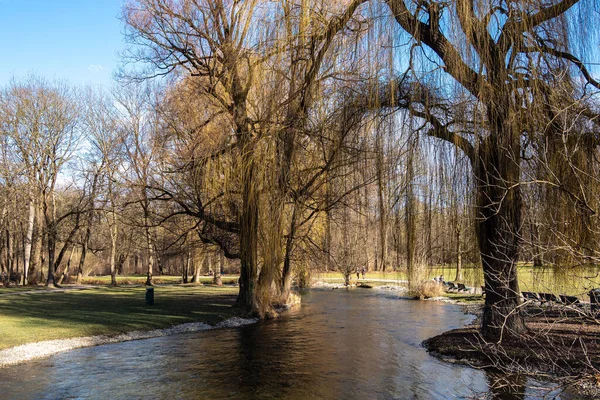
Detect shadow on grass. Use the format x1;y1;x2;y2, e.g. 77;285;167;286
0;285;241;349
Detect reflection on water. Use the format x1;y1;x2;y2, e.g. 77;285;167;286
0;290;565;399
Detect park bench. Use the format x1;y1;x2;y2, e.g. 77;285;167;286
522;291;541;302
559;294;581;306
538;292;561;304
457;283;471;293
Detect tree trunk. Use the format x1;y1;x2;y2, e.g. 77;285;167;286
454;228;463;282
191;251;202;284
76;224;92;285
57;246;75;285
22;194;35;286
182;252;189;284
375;132;387;272
29;205;44;284
406;142;418;292
110;218;118;286
144;207;154;286
281;206;297;302
477;127;526;340
213;252;223;286
45;193;57;288
236;159;259;312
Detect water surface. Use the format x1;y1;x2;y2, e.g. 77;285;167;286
0;289;564;399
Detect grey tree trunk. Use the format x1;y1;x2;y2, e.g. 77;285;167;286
454;228;463;282
191;251;202;284
110;215;118;286
213;252;223;286
22;194;35;286
57;246;75;285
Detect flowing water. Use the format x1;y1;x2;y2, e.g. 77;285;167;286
0;290;567;399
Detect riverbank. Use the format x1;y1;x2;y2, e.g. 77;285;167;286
423;304;600;398
0;316;257;367
0;285;242;351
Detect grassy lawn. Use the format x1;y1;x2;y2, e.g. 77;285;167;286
0;285;240;350
317;265;600;298
79;274;239;285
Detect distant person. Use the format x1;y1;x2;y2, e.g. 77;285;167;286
356;268;360;280
440;275;444;283
361;267;366;279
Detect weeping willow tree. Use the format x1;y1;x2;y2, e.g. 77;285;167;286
123;0;373;315
374;0;600;339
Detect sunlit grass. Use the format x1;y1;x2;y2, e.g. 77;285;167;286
78;274;239;285
0;285;239;350
315;264;600;298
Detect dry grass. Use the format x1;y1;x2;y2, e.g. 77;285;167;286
411;280;444;299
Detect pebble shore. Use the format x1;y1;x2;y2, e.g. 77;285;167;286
0;316;257;368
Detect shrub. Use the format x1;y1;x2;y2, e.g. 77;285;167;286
411;280;444;299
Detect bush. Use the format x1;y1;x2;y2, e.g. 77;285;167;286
411;280;444;299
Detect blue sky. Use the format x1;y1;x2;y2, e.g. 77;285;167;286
0;0;124;86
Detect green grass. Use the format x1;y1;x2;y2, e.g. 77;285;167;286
79;274;239;285
0;285;240;350
316;265;600;298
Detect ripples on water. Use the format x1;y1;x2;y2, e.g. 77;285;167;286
0;289;567;399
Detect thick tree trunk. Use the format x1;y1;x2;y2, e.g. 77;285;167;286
236;159;259;312
477;130;526;341
281;206;297;302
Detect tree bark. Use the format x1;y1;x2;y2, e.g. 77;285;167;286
22;193;35;286
110;215;118;286
281;205;298;302
191;251;202;284
477;127;526;340
454;227;463;282
213;251;223;286
236;157;259;312
45;192;57;287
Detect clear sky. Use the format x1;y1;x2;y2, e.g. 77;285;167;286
0;0;125;86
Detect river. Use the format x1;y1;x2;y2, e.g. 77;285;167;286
0;289;566;399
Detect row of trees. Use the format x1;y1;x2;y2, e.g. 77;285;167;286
0;78;234;288
1;0;598;340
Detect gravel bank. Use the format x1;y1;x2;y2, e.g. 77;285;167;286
0;316;257;368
